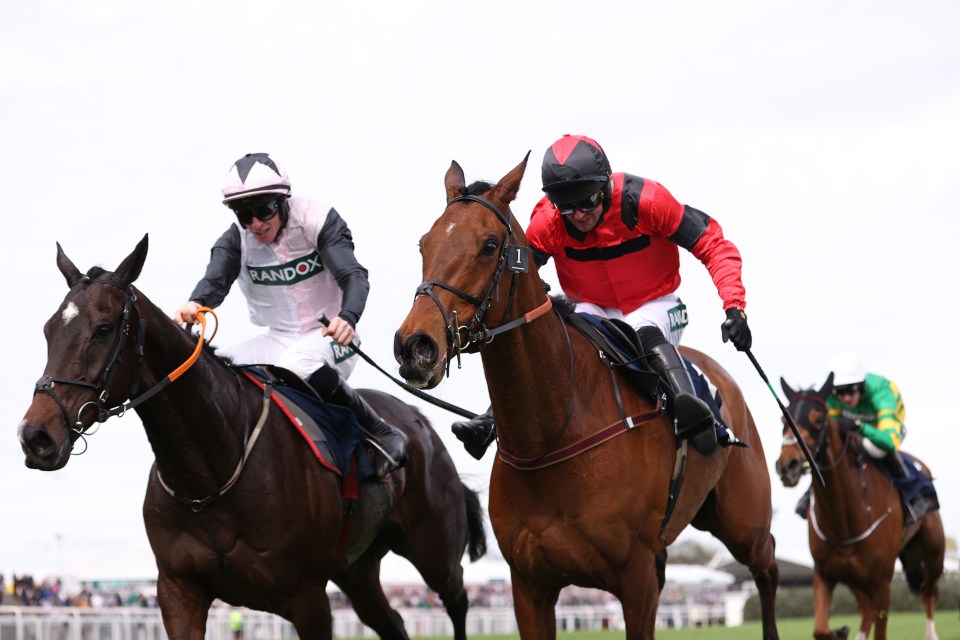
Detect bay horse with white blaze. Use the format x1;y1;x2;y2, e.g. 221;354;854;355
775;374;944;640
17;235;486;640
394;155;780;639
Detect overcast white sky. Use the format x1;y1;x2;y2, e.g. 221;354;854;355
2;0;958;589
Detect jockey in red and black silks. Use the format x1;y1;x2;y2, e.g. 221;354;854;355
526;172;746;317
451;134;752;460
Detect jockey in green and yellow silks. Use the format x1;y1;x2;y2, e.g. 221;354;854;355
794;352;926;522
827;372;905;453
818;351;931;523
827;352;910;474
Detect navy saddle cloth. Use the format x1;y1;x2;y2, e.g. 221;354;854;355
887;452;939;511
241;366;375;481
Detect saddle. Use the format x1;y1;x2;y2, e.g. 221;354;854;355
564;313;732;442
564;313;660;399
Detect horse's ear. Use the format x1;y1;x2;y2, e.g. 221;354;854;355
444;160;466;203
56;242;85;288
819;372;834;399
487;151;530;206
780;376;797;399
114;234;149;286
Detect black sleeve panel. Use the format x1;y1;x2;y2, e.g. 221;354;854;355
188;225;242;308
532;246;552;267
317;207;370;328
619;173;646;230
667;205;711;250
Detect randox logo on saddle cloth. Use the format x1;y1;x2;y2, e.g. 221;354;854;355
246;251;324;285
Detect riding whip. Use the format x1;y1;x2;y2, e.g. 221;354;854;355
318;315;477;419
745;348;826;487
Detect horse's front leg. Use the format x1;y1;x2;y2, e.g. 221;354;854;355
868;580;892;640
156;573;214;640
811;569;840;640
619;551;662;640
511;570;560;640
849;587;875;640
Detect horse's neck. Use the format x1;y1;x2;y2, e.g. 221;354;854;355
812;428;874;526
478;305;617;451
135;306;250;486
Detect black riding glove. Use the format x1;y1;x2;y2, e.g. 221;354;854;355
835;416;858;434
721;307;752;351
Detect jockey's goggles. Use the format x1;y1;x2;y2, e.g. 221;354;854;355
228;197;283;226
834;384;863;397
554;189;604;216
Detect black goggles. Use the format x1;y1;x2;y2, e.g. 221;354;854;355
228;197;284;226
554;189;604;216
834;384;863;397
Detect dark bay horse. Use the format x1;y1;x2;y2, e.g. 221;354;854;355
775;375;944;640
17;235;486;640
393;156;780;639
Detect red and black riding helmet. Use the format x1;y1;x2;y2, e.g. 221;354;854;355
541;134;612;204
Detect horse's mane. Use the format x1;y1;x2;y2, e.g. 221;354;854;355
550;294;577;320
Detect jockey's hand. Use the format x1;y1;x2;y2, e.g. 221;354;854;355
173;301;201;325
721;307;752;351
835;416;858;434
323;315;356;347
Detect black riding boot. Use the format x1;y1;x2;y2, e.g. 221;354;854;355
308;365;409;478
452;406;496;460
638;328;716;455
882;451;909;478
883;451;927;522
795;487;811;519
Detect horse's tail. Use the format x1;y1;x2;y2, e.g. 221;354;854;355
462;482;487;562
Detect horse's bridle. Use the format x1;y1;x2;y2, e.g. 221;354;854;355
33;276;209;451
782;393;848;466
414;195;551;373
33;277;146;442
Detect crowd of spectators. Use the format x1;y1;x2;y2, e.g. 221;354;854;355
2;571;724;611
0;573;157;608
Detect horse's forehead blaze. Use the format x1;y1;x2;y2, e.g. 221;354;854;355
61;301;79;326
445;221;456;235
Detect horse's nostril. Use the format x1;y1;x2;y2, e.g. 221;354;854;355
413;338;433;359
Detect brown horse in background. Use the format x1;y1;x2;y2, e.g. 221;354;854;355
775;375;944;640
394;155;779;639
17;235;486;640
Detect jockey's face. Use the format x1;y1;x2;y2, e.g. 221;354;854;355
834;384;862;408
245;210;283;244
564;200;604;233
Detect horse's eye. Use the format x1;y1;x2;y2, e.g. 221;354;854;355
94;323;113;339
481;238;499;256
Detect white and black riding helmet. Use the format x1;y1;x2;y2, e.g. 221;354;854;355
221;153;292;225
222;153;291;203
541;134;613;208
